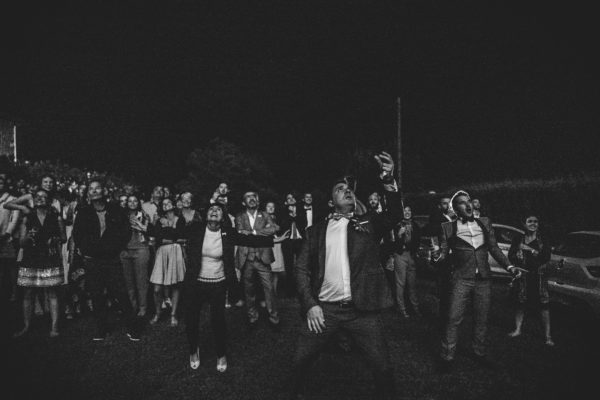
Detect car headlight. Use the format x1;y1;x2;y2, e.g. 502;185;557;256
586;266;600;278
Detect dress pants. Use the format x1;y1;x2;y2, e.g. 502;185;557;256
243;258;279;324
120;247;150;315
392;252;419;314
441;277;491;360
184;280;227;357
292;303;395;399
84;257;140;335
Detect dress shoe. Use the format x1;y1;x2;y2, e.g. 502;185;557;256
190;348;200;370
473;354;498;371
437;358;453;374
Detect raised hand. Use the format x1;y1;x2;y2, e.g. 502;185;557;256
374;151;394;176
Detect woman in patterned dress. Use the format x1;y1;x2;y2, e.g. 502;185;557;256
13;189;66;337
149;198;186;326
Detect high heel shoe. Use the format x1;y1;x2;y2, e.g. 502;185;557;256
216;356;227;373
545;337;555;347
190;349;200;370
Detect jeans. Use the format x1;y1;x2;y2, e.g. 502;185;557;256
84;257;140;335
243;259;279;324
184;280;227;357
292;303;395;399
392;252;419;313
120;247;150;316
441;277;491;360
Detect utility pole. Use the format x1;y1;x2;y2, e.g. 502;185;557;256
396;97;402;187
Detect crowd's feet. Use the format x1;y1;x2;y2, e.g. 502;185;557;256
170;315;179;327
190;348;200;370
13;326;30;338
150;313;161;325
545;336;555;347
216;356;227;372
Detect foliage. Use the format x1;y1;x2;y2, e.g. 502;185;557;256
176;138;276;210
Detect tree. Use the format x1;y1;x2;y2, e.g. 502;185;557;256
177;138;275;207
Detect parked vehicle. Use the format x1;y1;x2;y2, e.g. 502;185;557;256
545;231;600;317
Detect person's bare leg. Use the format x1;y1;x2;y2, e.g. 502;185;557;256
151;285;162;324
170;286;180;326
542;309;554;346
508;308;524;337
15;288;33;337
48;288;60;337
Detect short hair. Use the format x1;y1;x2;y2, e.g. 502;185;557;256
88;178;105;189
450;190;470;210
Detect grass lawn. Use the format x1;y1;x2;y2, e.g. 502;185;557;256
3;279;598;400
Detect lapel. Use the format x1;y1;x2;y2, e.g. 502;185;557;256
450;219;475;249
451;218;489;249
242;211;252;230
317;220;327;281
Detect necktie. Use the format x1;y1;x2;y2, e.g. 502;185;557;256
460;215;475;223
330;212;354;221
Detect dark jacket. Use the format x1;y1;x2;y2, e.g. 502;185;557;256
184;223;272;286
295;188;403;316
436;217;511;279
234;210;278;266
72;202;129;259
389;219;422;256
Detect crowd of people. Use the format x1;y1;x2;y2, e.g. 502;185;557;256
0;153;556;399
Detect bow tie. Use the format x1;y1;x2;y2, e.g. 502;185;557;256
460;216;475;223
304;206;312;210
330;212;354;221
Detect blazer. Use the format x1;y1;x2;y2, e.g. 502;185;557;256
72;202;130;260
436;217;511;279
295;189;403;316
235;210;279;266
184;223;272;286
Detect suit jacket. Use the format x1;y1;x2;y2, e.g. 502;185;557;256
235;210;278;266
426;210;453;236
72;202;129;260
295;189;402;316
184;223;272;286
436;217;511;279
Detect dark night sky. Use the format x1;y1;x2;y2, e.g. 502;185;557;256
1;1;599;192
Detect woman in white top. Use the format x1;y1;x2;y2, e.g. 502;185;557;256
184;203;272;372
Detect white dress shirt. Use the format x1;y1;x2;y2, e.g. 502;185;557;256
456;219;484;274
305;207;313;228
319;218;352;302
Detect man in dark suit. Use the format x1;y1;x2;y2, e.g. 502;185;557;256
235;191;280;327
291;151;400;400
426;195;455;328
432;191;520;372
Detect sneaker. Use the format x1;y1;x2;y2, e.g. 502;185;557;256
126;331;141;342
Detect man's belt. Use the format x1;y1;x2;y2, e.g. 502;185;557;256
322;300;355;308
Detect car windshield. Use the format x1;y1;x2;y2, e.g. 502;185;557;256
494;226;522;245
553;233;600;258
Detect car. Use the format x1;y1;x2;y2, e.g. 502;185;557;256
413;216;523;278
545;231;600;317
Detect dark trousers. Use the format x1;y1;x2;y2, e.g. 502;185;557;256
282;239;302;297
184;280;227;357
84;257;139;334
441;277;491;360
292;303;395;399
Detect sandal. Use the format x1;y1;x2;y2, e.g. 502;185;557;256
216;356;227;373
190;348;200;370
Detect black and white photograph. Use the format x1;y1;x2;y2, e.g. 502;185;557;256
1;1;599;399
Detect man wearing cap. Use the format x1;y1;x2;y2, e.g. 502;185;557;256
291;151;400;400
432;190;521;373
